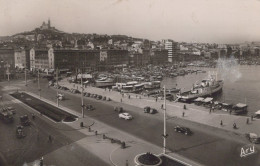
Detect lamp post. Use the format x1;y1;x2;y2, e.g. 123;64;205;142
162;85;168;154
25;68;27;86
56;68;59;107
37;69;41;99
81;72;84;118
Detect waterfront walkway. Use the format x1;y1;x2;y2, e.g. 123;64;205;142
59;78;260;136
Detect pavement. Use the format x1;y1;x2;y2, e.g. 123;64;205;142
58;78;260;136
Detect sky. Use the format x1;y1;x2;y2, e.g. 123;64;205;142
0;0;260;44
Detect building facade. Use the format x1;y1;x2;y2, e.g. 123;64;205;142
30;48;49;71
150;49;168;65
163;39;178;63
14;48;30;69
0;48;15;79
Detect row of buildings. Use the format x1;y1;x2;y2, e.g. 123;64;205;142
0;47;170;77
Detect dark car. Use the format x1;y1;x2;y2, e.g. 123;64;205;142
96;95;102;100
20;115;30;126
144;106;151;113
16;125;25;138
144;106;157;114
86;104;95;111
114;107;123;113
85;92;90;97
174;126;192;135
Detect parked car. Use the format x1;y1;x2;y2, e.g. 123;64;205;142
85;93;91;97
119;113;133;120
174;126;192;135
20;115;30;126
246;133;260;144
96;95;102;100
72;89;80;94
114;107;123;113
16;125;25;138
106;97;111;101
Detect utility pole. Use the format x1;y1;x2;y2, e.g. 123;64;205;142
56;68;59;107
25;68;27;86
163;85;167;154
37;69;41;99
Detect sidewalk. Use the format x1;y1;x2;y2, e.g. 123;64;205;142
59;79;260;136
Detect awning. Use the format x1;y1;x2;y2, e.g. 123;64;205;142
235;103;247;108
255;110;260;115
193;97;204;102
202;97;213;103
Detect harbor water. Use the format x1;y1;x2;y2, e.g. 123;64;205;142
161;65;260;116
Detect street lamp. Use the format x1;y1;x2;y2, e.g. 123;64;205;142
162;85;168;154
37;69;41;99
56;68;59;107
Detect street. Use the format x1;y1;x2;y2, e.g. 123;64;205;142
15;78;260;166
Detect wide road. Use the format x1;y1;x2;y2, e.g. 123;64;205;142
15;78;260;166
0;84;108;166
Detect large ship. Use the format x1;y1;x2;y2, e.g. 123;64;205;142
176;74;223;102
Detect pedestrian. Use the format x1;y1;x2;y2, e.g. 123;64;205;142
156;97;157;102
161;104;163;109
182;112;185;117
95;131;98;135
251;115;254;121
128;95;130;99
39;157;43;166
209;108;212;113
220;120;223;126
233;123;237;129
229;110;232;115
48;135;52;142
246;118;249;124
32;113;35;120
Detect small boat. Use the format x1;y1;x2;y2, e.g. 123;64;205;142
232;103;248;115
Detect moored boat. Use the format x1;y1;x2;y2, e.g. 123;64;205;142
176;74;223;102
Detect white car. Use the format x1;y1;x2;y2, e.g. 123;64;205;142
119;113;133;120
57;93;64;100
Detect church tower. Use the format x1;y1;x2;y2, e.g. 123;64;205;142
48;18;51;28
